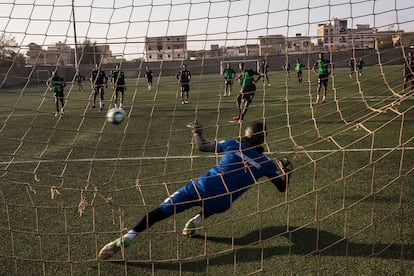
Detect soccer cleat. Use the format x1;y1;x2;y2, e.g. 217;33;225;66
232;115;240;121
185;100;189;104
92;105;96;109
181;100;185;104
99;237;131;260
55;112;59;117
182;220;196;237
276;158;293;186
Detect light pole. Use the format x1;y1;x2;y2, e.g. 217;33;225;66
72;0;79;70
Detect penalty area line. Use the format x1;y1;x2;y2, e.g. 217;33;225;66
1;146;413;165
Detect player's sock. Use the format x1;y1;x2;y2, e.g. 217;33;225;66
191;214;202;226
123;229;137;240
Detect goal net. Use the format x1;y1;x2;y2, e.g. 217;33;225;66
1;0;413;275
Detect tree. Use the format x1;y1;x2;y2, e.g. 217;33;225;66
0;33;25;64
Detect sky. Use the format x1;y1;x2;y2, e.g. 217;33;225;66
1;0;413;59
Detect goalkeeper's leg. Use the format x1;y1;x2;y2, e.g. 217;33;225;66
99;208;169;260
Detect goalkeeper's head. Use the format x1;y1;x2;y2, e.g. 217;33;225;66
242;121;266;152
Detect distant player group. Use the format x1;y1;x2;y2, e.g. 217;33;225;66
47;50;414;121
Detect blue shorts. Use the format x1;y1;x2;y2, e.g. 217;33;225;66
158;181;232;216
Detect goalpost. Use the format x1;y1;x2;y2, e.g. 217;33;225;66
35;69;50;85
0;1;413;275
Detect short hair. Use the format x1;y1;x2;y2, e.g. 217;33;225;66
242;121;266;148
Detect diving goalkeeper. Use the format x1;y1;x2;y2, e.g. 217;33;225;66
99;121;292;260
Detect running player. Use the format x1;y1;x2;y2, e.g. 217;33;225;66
312;53;331;104
176;64;191;104
144;66;153;91
112;64;126;108
257;59;271;86
222;63;236;96
46;70;66;116
403;51;414;93
90;63;107;111
233;62;260;123
295;59;305;85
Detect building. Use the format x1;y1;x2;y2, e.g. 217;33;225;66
348;24;375;49
26;42;73;65
144;35;188;62
317;18;349;50
26;42;113;65
285;34;312;53
257;35;285;56
317;18;376;50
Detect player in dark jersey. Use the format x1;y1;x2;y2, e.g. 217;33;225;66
75;72;83;92
233;62;260;122
176;64;191;104
112;64;126;108
222;63;236;96
282;63;291;77
312;53;331;104
403;51;414;93
90;63;107;111
348;57;355;78
98;121;293;260
295;59;305;85
257;59;271;86
144;66;153;91
46;70;66;116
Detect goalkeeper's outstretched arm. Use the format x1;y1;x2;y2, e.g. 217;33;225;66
187;122;217;152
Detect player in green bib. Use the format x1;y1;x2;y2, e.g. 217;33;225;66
295;59;305;85
312;53;331;104
232;62;260;122
222;63;236;96
356;58;365;77
46;70;66;116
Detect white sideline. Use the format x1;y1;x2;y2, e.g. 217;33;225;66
1;147;413;165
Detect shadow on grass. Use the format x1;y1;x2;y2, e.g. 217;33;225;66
111;226;413;272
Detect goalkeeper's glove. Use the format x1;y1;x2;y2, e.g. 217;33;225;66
186;121;203;135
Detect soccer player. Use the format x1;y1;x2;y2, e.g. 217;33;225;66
112;64;126;108
144;66;153;91
282;63;291;77
176;64;191;104
75;72;83;92
46;70;66;116
98;121;293;260
403;51;414;93
295;59;305;85
348;57;355;78
257;59;271;86
357;58;365;77
312;53;331;104
90;63;107;111
222;63;236;96
233;62;260;122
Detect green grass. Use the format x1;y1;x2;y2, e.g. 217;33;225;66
0;65;413;275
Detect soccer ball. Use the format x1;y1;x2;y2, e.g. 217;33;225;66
106;107;126;125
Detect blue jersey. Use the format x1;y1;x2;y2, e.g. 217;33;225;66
159;139;280;215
